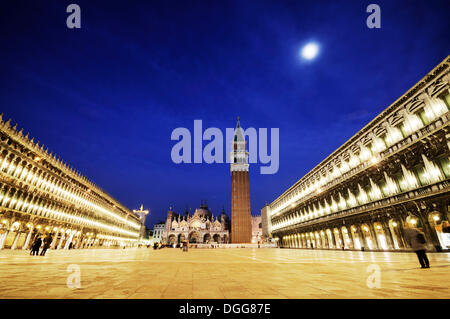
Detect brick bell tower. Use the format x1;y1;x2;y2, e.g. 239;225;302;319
230;117;252;243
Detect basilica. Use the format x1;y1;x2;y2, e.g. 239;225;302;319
163;202;230;244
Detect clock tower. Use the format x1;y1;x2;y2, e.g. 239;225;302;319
230;117;252;243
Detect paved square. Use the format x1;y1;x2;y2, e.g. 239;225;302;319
0;248;449;299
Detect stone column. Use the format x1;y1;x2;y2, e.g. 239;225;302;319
23;227;34;250
356;225;365;250
64;231;75;249
348;228;357;249
337;229;344;249
57;233;66;250
397;215;408;249
10;231;21;250
0;230;9;249
327;229;336;249
368;223;380;250
322;232;328;248
419;213;442;252
344;228;354;249
50;231;60;249
381;220;395;250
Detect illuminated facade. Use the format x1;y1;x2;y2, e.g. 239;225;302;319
0;116;141;250
164;203;230;245
266;56;450;252
251;215;262;244
231;118;252;243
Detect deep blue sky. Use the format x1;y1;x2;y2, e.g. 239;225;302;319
0;1;449;228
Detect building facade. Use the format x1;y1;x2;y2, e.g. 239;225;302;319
0;115;142;250
251;215;262;244
163;203;230;244
265;56;450;252
230;118;252;243
261;204;271;242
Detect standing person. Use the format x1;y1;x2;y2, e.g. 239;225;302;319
404;223;430;269
40;235;52;256
31;236;42;256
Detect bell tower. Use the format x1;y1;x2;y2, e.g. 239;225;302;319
230;117;252;243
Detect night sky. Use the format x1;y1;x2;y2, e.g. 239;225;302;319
0;1;449;229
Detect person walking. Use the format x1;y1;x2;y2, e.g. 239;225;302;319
404;223;430;269
40;235;52;256
31;236;42;256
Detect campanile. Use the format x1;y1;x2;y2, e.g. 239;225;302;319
230;117;252;243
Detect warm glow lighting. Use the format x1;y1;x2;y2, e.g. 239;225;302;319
392;222;397;227
433;215;440;221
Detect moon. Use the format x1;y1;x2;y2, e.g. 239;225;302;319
300;42;319;60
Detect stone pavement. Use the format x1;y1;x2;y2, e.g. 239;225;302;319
0;247;449;299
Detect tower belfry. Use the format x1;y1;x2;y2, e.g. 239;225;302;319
230;117;252;243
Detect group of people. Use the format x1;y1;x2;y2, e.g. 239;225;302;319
30;235;52;256
29;235;75;256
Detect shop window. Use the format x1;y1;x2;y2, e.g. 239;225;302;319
413;164;427;186
443;93;450;109
437;156;450;179
418;109;430;126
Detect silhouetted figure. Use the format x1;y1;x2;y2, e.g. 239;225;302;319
40;236;52;256
31;236;42;256
68;242;73;250
404;223;430;269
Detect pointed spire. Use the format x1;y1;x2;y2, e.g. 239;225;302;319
233;117;245;142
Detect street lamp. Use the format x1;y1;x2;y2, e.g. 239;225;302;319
133;204;150;246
